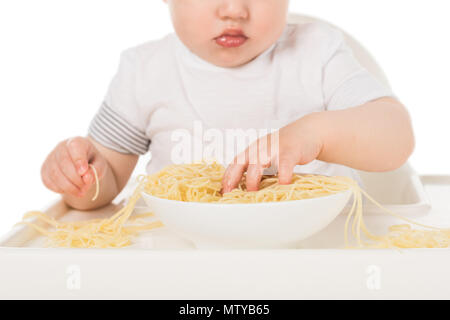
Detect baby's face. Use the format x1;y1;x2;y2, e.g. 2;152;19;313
164;0;289;68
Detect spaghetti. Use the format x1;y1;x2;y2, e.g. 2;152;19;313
21;161;450;249
89;164;100;202
21;166;162;248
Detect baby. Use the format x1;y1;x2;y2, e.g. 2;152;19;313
41;0;415;210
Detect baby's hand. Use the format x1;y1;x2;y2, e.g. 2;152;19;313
222;116;323;193
41;137;108;198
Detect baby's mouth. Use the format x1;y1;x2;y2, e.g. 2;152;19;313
214;29;248;48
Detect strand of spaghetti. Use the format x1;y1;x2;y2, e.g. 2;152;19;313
356;188;365;246
359;188;443;231
89;164;100;201
22;222;52;236
21;211;60;228
344;189;358;246
351;187;359;239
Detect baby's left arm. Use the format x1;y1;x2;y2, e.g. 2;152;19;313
222;97;415;193
310;96;414;171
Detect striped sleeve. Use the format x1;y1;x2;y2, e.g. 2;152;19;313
88;49;151;155
88;102;150;155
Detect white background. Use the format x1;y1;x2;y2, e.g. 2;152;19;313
0;0;449;236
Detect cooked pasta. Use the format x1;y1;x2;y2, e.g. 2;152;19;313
144;162;353;203
90;164;100;201
21;167;162;248
20;161;450;249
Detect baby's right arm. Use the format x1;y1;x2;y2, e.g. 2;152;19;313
41;136;138;211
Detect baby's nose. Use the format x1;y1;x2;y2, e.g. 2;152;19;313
217;0;249;21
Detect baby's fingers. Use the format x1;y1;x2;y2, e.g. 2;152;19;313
245;164;265;192
55;146;85;189
41;170;64;194
277;155;296;185
49;159;83;197
66;137;93;176
245;136;274;191
222;163;247;194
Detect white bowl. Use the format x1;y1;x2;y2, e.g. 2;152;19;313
141;190;352;249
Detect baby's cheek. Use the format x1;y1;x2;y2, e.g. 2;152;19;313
174;12;215;46
174;2;215;35
251;1;288;36
251;20;285;54
255;20;283;40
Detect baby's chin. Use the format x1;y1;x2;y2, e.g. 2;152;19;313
205;50;259;68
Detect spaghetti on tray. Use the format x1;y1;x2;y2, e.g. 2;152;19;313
20;161;450;249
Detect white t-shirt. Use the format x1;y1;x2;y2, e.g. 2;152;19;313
88;22;393;180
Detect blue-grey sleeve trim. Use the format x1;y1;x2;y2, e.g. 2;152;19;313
88;102;150;155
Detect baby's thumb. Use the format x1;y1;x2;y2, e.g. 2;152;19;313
66;137;92;176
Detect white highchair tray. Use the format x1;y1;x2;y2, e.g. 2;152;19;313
0;173;448;299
